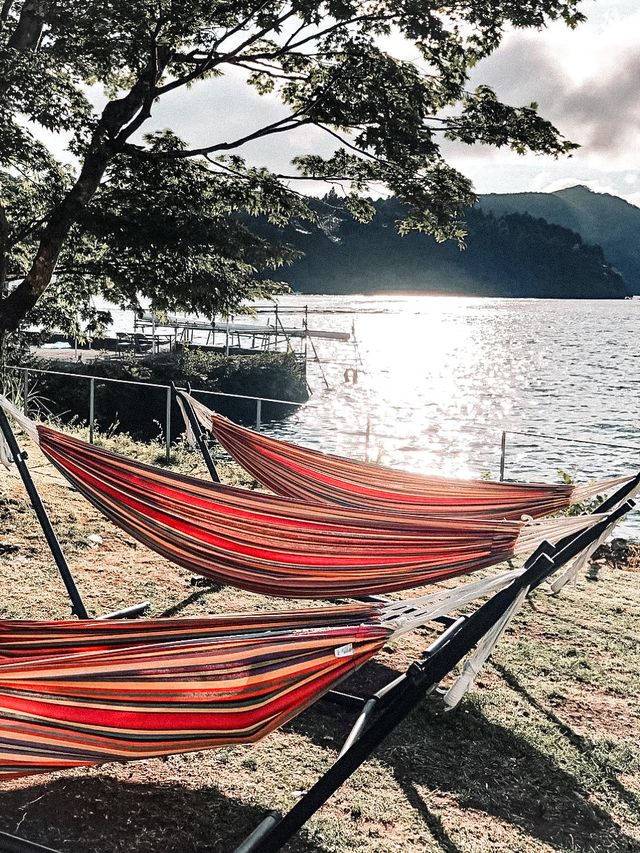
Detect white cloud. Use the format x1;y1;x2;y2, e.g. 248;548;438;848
446;9;640;191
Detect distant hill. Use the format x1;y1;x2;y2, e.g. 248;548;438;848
261;195;629;299
479;185;640;293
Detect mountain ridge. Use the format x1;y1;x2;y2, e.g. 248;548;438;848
479;185;640;293
261;193;631;299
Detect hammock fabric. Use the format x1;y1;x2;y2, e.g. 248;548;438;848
194;403;628;520
0;561;540;781
4;406;598;598
0;501;633;853
0;605;390;780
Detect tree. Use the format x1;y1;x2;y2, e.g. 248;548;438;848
0;0;583;348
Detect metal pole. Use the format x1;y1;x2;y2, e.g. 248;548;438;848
89;377;95;444
499;430;506;481
0;406;89;620
165;386;171;462
174;387;220;482
22;368;28;414
256;398;262;431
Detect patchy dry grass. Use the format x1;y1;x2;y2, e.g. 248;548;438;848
1;426;639;853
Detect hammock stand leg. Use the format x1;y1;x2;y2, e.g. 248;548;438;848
0;407;148;621
175;385;220;483
234;499;635;853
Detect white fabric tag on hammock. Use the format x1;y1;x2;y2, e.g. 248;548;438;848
334;643;354;658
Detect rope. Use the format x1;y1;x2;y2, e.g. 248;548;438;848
0;394;40;444
443;585;529;710
383;569;522;637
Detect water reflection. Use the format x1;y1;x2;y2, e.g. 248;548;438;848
262;295;640;538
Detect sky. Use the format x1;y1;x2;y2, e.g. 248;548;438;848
445;0;640;203
43;1;639;205
142;0;640;205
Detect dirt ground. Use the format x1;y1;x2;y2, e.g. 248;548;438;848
1;432;639;853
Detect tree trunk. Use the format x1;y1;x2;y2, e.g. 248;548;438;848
0;147;111;331
7;0;50;48
0;48;171;333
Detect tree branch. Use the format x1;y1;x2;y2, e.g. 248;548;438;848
247;13;394;61
156;6;298;97
0;0;15;22
125;113;311;159
211;0;274;50
233;60;306;80
113;40;168;147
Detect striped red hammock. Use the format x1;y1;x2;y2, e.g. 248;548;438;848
187;400;628;519
0;501;625;784
0;606;388;780
0;577;513;781
0;397;599;598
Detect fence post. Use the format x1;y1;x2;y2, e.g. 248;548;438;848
165;386;171;462
364;416;371;462
22;369;29;415
89;378;95;444
256;398;262;431
499;430;506;481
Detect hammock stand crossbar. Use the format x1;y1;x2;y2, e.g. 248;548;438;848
0;495;635;853
0;405;149;622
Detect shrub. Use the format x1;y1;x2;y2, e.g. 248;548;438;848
29;350;308;440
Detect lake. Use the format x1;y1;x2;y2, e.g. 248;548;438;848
254;294;640;539
109;294;639;539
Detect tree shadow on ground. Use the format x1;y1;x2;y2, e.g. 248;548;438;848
0;774;328;853
158;582;221;617
286;660;640;853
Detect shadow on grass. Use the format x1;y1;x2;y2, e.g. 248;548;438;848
492;660;640;819
287;659;640;853
0;774;328;853
158;580;223;618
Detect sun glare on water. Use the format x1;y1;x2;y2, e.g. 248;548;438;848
337;296;504;480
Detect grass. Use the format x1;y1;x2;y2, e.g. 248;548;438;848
0;424;639;853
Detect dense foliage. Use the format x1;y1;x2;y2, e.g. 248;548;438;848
262;194;629;298
0;0;586;345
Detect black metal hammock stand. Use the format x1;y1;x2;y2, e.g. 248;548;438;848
233;493;636;853
0;405;149;621
0;481;636;853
